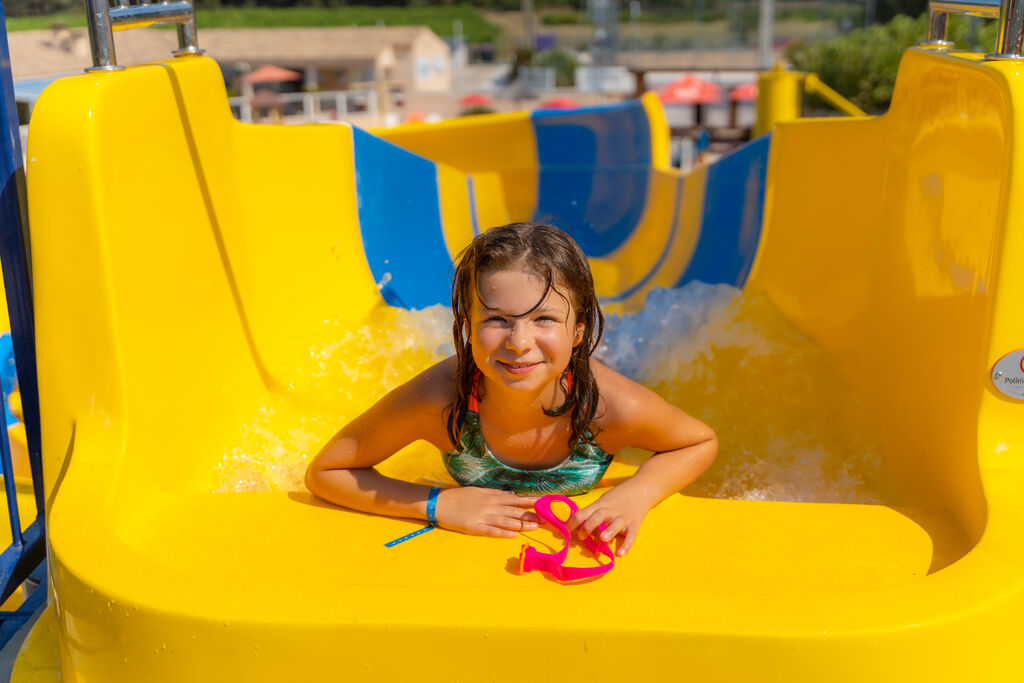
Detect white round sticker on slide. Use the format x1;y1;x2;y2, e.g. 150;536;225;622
992;349;1024;400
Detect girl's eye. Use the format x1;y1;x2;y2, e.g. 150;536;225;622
536;316;559;323
484;316;507;324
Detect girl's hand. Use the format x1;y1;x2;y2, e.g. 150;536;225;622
436;487;540;538
567;485;651;557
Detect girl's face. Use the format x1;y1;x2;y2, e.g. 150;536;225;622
469;264;585;396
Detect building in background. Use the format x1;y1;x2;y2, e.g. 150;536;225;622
8;25;452;93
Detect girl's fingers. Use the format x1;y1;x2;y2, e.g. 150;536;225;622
566;508;591;534
493;510;539;531
477;524;517;539
498;505;538;519
498;507;540;525
483;489;539;507
599;516;626;542
616;526;638;556
577;508;609;539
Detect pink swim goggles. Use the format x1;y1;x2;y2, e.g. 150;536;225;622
517;494;616;581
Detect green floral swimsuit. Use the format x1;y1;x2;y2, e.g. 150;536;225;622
442;371;614;496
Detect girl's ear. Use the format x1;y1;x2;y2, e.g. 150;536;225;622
573;320;585;347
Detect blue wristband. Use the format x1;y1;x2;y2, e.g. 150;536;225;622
385;486;442;548
426;486;441;526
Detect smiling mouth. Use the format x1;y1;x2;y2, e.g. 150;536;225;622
498;361;541;374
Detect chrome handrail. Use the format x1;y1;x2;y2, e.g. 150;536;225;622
931;0;1000;17
85;0;203;71
923;0;1024;58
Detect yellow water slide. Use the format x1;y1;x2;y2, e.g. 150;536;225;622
16;45;1024;680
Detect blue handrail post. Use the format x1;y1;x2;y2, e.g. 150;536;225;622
0;0;45;522
0;402;22;548
0;0;50;640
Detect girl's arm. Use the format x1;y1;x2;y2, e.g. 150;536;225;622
305;360;539;537
305;366;448;521
567;364;718;556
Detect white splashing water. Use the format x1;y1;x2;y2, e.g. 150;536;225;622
214;304;455;493
598;283;885;504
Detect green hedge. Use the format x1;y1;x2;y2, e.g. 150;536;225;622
7;5;499;42
6;12;84;30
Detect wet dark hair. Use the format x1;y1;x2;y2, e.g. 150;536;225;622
445;222;605;450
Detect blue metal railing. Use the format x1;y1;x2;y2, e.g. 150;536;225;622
0;0;49;646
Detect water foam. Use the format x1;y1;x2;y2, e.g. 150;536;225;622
216;282;885;504
214;304;455;492
598;283;885;504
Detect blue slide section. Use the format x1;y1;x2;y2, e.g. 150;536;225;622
531;102;651;257
678;134;771;288
351;127;452;309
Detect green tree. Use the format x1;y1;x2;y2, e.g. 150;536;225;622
5;0;76;17
875;0;927;23
787;13;998;113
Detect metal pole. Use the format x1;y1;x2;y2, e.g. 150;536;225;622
173;12;204;57
992;0;1024;57
919;0;1022;57
453;19;465;71
929;0;998;17
85;0;202;67
758;0;776;68
111;1;193;30
919;10;954;47
929;11;950;42
84;0;123;71
522;0;536;49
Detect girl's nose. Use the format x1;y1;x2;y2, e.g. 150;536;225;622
506;321;533;353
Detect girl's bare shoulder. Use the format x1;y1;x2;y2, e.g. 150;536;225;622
590;359;667;428
590;359;713;455
395;355;457;412
367;356;456;450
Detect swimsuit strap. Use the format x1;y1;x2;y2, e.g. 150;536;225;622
467;370;482;413
466;368;573;414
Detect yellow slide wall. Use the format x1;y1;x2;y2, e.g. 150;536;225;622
14;46;1024;681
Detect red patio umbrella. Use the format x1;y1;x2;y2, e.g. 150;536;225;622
241;64;303;84
657;75;722;104
539;96;579;109
458;93;492;106
730;80;759;102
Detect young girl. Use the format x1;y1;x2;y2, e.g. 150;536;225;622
306;222;717;556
